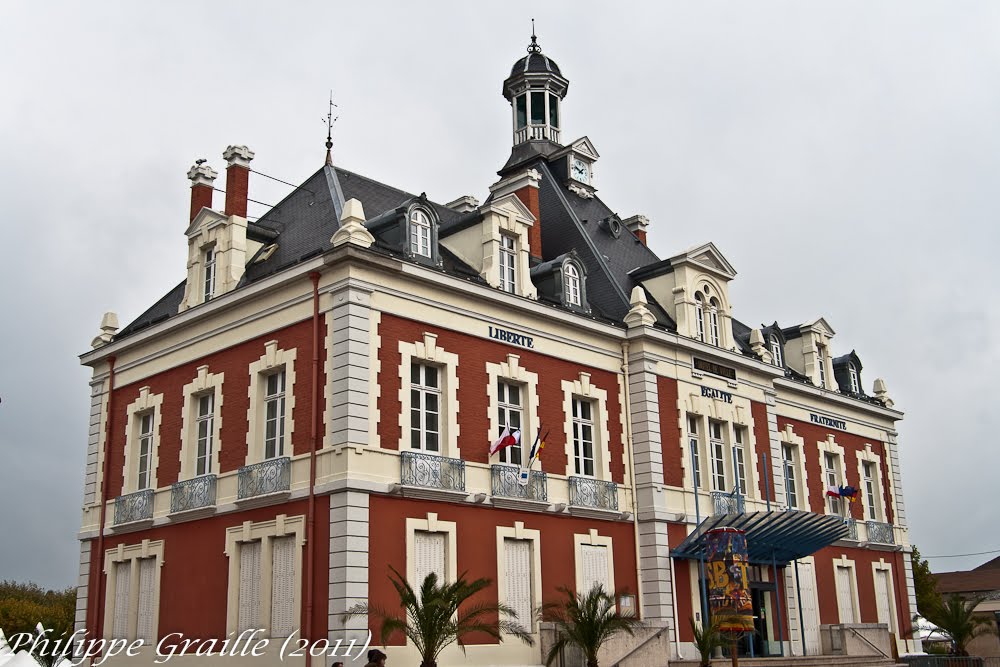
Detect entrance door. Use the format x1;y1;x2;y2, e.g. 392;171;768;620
796;561;821;655
750;588;771;657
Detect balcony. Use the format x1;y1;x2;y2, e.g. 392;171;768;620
399;451;466;500
490;464;547;508
113;489;154;528
237;457;290;503
711;490;746;516
568;476;618;514
866;520;895;545
170;475;217;517
843;517;859;540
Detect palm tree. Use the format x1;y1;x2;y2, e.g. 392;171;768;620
344;566;532;667
922;594;997;656
689;616;725;667
540;585;644;667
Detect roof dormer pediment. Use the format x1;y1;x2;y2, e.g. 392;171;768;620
801;316;836;337
185;208;227;238
569;136;599;161
670;242;737;280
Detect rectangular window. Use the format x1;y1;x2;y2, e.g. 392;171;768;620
137;413;154;490
695;301;705;342
113;560;131;639
195;393;214;476
504;538;533;631
548;93;559;128
709;421;726;491
818;346;827;387
530;91;545;125
270;536;296;638
264;371;286;459
580;544;610;595
515;95;527;129
572;398;595;477
688;415;701;489
414;531;447;588
863;461;878;521
410;363;441;452
203;247;216;301
733;427;747;495
849;365;860;393
499;235;517;293
497;381;522;465
783;444;798;508
825;452;842;515
709;306;720;346
238;541;262;633
136;557;157;644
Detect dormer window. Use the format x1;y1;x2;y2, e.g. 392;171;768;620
499;235;517;293
849;363;860;394
695;293;706;342
564;263;581;306
410;209;432;258
818;345;828;388
769;335;783;367
708;298;721;346
203;247;217;301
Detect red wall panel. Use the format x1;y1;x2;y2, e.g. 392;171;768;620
658;376;683;487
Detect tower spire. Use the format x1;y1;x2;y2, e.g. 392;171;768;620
324;91;338;167
528;18;541;54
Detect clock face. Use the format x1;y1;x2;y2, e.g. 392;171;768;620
571;158;590;184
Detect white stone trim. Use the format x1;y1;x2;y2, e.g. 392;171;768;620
102;539;165;642
832;554;861;624
179;209;249;311
871;558;899;635
74;540;92;633
398;333;461;457
405;513;458;586
562;372;612;480
856;444;888;523
574;529;616;598
223;513;305;635
178;366;224;479
328;491;370;643
479;194;537;299
779;424;810;511
326;282;375;449
678;388;760;499
84;377;109;507
816;435;848;516
369;311;383;447
486;354;539;463
496;522;543;634
122;387;164;493
246;341;297;464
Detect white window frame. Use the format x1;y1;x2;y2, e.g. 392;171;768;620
782;443;798;509
733;426;748;495
574;530;616;602
224;514;305;636
856;444;888;523
695;293;705;342
770;335;783;367
708;298;721;346
780;425;810;511
410;209;432;258
496;522;542;635
564;262;581;306
709;420;727;491
195;393;214;476
203;246;217;301
862;461;878;521
122;387;163;494
410;362;442;453
487;354;539;468
264;370;287;459
103;539;165;643
499;234;517;293
572;397;596;477
817;345;828;388
497;380;523;465
405;513;457;587
399;333;460;457
849;364;860;393
246;341;297;465
561;373;612;481
179;366;224;481
687;415;702;490
824;451;843;515
137;413;154;491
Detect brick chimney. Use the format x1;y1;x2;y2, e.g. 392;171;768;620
187;161;217;222
623;214;649;245
222;145;255;218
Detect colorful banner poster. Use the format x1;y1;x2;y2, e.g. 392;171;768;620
705;527;754;633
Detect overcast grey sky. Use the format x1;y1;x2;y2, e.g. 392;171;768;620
1;1;997;589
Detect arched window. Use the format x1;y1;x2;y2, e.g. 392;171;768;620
769;334;783;367
694;292;705;342
849;363;860;394
564;263;581;306
708;298;721;346
409;209;432;258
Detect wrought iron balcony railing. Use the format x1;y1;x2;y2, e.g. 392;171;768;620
114;489;154;525
866;520;895;545
400;451;465;492
568;477;618;511
170;475;217;514
238;457;291;500
843;517;859;540
490;464;547;502
711;490;746;515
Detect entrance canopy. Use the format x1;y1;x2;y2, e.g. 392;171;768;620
671;510;848;565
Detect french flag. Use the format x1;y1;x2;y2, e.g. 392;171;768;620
490;426;521;456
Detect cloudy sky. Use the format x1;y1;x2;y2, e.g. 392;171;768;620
1;1;997;589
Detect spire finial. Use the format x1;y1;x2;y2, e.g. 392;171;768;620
323;91;338;167
527;18;541;54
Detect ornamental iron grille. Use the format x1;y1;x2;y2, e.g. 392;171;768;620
491;464;547;502
400;451;465;492
866;520;895;545
114;489;154;525
711;489;746;516
843;517;859;540
568;476;618;510
237;457;291;499
170;475;217;513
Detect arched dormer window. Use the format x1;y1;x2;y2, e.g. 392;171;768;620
708;297;721;346
564;262;581;306
694;292;706;342
409;208;432;258
769;334;783;367
849;363;860;394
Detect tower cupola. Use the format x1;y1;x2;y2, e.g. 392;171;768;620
502;27;569;146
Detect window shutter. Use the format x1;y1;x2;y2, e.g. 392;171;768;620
580;544;610;595
413;531;446;592
136;558;157;643
238;541;262;632
504;539;533;631
113;561;131;639
874;569;894;632
835;566;856;623
270;536;296;638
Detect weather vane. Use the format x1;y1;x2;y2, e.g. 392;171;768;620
323;91;339;166
528;18;541;54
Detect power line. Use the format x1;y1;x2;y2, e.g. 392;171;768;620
924;548;1000;559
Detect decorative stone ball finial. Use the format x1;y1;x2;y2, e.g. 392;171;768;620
873;378;893;407
331;198;375;248
91;311;119;348
623;286;655;328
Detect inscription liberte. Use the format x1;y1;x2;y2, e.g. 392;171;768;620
488;325;535;349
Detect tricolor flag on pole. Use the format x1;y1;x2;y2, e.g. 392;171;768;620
490;426;521;456
519;428;548;485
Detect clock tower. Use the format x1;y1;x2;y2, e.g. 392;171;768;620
502;27;569;147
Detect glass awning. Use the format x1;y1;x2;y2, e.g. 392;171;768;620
671;510;849;565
